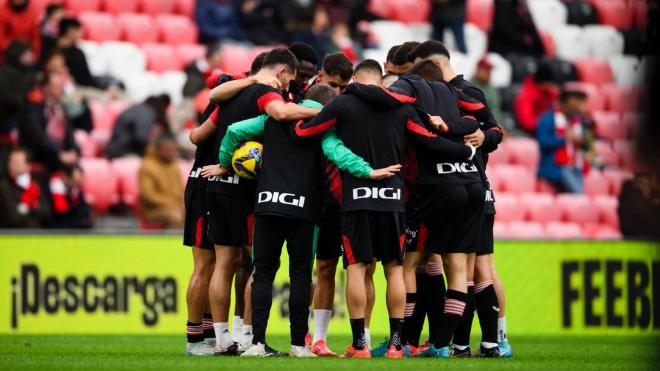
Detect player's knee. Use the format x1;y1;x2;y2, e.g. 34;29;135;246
316;260;337;281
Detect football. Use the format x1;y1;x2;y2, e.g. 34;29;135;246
231;141;263;180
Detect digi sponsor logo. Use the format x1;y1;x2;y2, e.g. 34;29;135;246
562;260;660;329
485;189;494;202
258;191;306;208
188;167;202;179
208;173;240;184
10;264;177;329
352;187;402;200
436;162;478;174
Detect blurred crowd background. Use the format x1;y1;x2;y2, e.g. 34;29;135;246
0;0;658;240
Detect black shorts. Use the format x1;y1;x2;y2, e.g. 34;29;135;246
477;213;494;256
183;186;213;249
207;192;255;247
316;202;342;260
341;210;406;267
408;183;485;255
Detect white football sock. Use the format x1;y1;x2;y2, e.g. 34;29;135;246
232;316;243;332
308;309;313;334
241;324;254;344
453;343;468;351
364;327;371;349
498;316;507;342
213;322;232;348
312;309;332;343
482;341;499;349
242;324;253;335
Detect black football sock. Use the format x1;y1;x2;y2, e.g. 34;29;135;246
434;289;467;348
389;318;404;350
452;282;475;347
402;292;416;345
350;318;366;349
426;263;446;345
186;321;204;343
475;280;499;346
408;266;429;346
202;313;215;339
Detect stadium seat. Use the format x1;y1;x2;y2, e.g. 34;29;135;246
449;52;477;80
141;43;183;72
140;0;176;15
602;169;632;196
622;112;639;140
565;0;598;26
110;157;142;207
584;169;609;196
178;159;194;185
601;84;639;113
73;130;98;158
536;179;559;195
594;140;619;167
545;222;583;240
543;57;579;84
583;25;625;59
466;0;493;31
79;158;119;213
176;43;206;66
631;0;648;30
492;221;507;239
486;140;512;166
370;21;416;50
64;0;101;14
408;23;433;43
102;0;139;14
505;221;545;239
494;165;537;193
174;0;194;17
219;44;251;75
528;0;568;31
591;195;619;228
539;30;557;57
99;42;147;81
499;84;522;112
506;137;539;170
613;140;636;170
443;23;487;58
608;55;641;87
367;0;396;20
79;12;120;42
550;25;589;61
390;0;430;23
154;71;186;106
583;223;621;239
492;193;524;222
556;194;600;224
122;71;160;102
573;58;613;85
155;14;198;45
486;53;512;88
589;0;633;29
90;128;112;155
88;100;114;131
592;111;624;141
507;54;539;84
117;13;158;44
79;41;109;76
563;82;605;111
522;193;562;223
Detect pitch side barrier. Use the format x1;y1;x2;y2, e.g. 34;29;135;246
0;235;658;335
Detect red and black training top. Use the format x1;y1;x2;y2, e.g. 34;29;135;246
206;83;284;195
293;83;472;213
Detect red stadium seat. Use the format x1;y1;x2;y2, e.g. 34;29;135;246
589;0;633;29
485;141;511;166
90;128;112;155
176;43;207;66
155;14;198;45
141;43;183;72
79;158;119;213
117;13;159;44
493;193;524;222
506;221;545;239
73;130;98;158
536;179;559;195
594;140;619;167
110;157;142;207
556;194;600;224
178;159;193;185
631;0;648;30
493;165;537;193
592;111;625;140
563;82;605;111
64;0;101;14
545;222;583;240
175;0;195;18
573;58;614;85
466;0;494;31
140;0;176;15
601;84;639;113
88;100;115;131
584;170;609;196
220;45;252;75
583;223;621;239
79;12;120;42
539;30;557;57
390;0;431;23
102;0;139;14
492;221;508;239
367;0;396;19
622;112;639;140
522;193;562;223
506;137;539;169
591;195;619;228
602;169;632;195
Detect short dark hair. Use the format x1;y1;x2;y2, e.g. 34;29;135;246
393;41;420;66
559;90;587;103
155;132;177;146
386;45;401;63
408;60;444;82
261;48;298;74
288;42;320;66
305;83;338;106
60;163;82;178
206;42;222;58
46;4;63;17
322;52;353;81
354;59;383;76
250;51;268;75
58;17;81;38
535;62;556;83
408;40;451;62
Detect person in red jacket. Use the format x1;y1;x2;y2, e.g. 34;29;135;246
514;63;559;135
0;0;41;60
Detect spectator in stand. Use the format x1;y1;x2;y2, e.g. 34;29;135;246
0;147;50;228
618;172;660;240
430;0;467;54
384;45;400;75
196;0;247;43
182;42;224;98
471;56;502;123
56;17;97;89
138;134;184;229
39;3;66;65
0;40;37;148
537;90;590;194
49;163;92;229
106;94;171;159
489;0;545;56
236;0;284;45
18;72;79;173
515;62;559;134
279;0;324;54
0;0;41;60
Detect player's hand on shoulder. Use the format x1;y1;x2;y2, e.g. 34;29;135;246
429;115;449;133
201;165;228;178
369;164;402;180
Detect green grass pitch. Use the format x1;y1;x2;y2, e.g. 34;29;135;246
1;335;658;371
